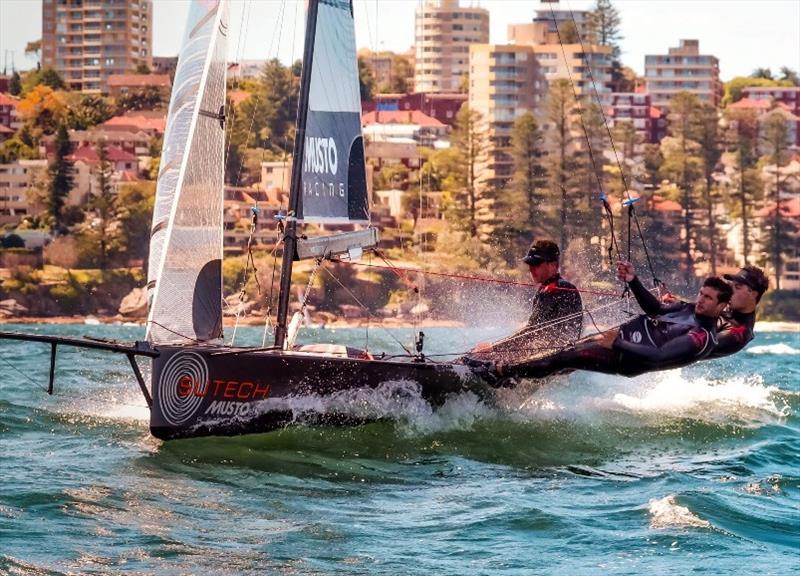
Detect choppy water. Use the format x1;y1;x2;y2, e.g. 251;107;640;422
1;323;798;574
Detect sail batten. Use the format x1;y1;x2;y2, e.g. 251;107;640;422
146;0;228;344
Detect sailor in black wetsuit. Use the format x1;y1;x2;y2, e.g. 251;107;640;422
463;240;583;370
707;266;768;360
498;262;732;380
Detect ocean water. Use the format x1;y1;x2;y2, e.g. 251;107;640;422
0;323;798;575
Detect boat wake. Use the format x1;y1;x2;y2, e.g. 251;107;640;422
746;343;799;355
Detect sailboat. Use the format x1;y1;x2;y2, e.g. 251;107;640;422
0;0;490;440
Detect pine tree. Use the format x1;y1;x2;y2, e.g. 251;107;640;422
589;0;624;90
492;112;547;265
89;139;117;269
659;92;703;286
542;79;581;257
695;102;723;275
724;107;761;264
588;0;623;58
760;108;795;289
48;123;74;234
9;71;22;96
447;105;488;239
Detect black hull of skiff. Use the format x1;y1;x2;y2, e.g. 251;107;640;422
150;345;486;440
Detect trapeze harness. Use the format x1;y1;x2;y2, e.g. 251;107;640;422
708;310;755;360
502;277;719;381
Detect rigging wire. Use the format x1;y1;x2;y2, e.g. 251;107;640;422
562;1;662;287
320;264;414;355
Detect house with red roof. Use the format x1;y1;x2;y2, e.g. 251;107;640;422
362;109;449;147
742;86;800;116
106;74;172;99
102;112;166;136
727;98;800;150
64;144;140;205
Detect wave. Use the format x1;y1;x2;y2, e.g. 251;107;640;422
747;343;800;355
648;495;712;529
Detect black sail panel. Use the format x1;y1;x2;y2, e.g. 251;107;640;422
297;0;368;224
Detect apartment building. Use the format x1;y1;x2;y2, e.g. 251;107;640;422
0;93;21;142
742;86;800;116
414;0;489;93
530;43;614;100
606;92;667;145
0;160;48;226
41;0;153;94
644;39;723;109
468;44;545;190
508;4;591;47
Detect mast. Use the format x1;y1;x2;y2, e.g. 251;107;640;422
274;0;320;349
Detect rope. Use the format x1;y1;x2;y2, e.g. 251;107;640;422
564;2;662;287
338;259;625;298
230;206;262;346
320;265;414;355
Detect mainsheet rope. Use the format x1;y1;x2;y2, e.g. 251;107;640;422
338;259;626;298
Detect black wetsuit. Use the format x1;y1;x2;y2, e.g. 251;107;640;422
707;310;756;359
503;276;718;380
467;273;583;365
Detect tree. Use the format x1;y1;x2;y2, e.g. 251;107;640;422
724;108;761;264
390;55;413;94
68;94;115;130
542;79;581;256
779;66;799;86
116;86;164;112
48;123;74;234
695;102;723;274
722;76;789;106
642;143;663;190
116;181;156;265
358;56;375;102
21;66;66;95
588;0;622;58
557;21;581;44
87;140;118;269
759;109;794;290
660;92;703;286
9;71;22;96
493;112;547;265
135;62;152;74
0;137;38;163
447;105;488;239
375;164;410;191
17;84;69;135
751;68;773;80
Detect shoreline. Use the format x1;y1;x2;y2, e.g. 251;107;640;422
0;315;468;329
0;316;797;333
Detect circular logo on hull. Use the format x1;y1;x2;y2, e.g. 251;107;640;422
157;351;208;426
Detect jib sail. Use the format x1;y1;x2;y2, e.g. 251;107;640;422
146;0;228;344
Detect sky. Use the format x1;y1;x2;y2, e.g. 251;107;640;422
1;0;798;81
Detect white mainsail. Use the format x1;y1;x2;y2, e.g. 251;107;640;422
146;0;228;344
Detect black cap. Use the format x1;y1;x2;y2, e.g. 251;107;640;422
723;266;769;298
523;240;560;265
